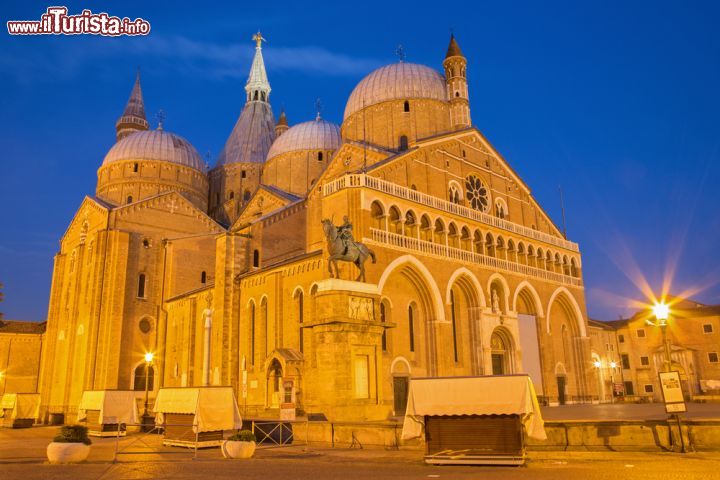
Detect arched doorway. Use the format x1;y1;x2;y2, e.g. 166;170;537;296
267;359;283;409
490;329;514;375
555;363;568;405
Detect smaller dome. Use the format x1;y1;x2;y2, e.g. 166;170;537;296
266;118;341;162
103;129;205;171
344;63;447;120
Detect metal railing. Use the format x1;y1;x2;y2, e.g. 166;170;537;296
366;228;583;287
323;173;580;252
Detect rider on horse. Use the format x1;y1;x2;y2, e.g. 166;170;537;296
336;215;354;255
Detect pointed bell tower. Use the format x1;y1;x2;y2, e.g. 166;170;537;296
115;70;149;141
275;109;289;137
443;34;471;129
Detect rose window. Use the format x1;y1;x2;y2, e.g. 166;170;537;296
465;175;489;212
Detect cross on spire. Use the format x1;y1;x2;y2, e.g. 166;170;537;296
395;44;406;63
315;98;322;120
155;109;166;130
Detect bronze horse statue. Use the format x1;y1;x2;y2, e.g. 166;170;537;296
321;218;376;282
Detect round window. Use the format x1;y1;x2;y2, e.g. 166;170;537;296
139;318;152;334
465;175;489;212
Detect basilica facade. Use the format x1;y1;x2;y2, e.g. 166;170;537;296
35;34;594;423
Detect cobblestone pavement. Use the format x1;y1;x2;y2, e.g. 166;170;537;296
540;403;720;421
2;426;720;480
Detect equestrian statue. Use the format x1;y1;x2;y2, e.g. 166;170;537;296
321;216;376;282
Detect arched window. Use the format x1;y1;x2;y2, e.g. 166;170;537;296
127;196;133;204
448;182;462;204
241;170;247;178
137;273;146;298
371;201;385;229
261;92;266;101
250;302;256;365
229;191;234;200
318;152;323;161
201;271;207;284
253;249;260;268
450;290;459;362
403;100;410;112
297;291;304;353
254;91;259;101
133;163;139;173
380;302;387;352
133;363;154;391
408;304;415;352
243;190;252;202
399;135;408;151
495;199;507;219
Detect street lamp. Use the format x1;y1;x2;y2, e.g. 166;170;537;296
142;352;154;431
649;302;672;373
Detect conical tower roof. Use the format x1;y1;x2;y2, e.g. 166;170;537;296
217;32;276;166
445;34;464;59
115;71;149;141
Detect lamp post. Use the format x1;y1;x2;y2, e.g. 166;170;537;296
650;302;672;373
142;352;154;431
609;361;617;403
649;301;686;453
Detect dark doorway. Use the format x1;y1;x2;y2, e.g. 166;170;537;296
491;354;505;375
557;376;566;405
393;376;409;415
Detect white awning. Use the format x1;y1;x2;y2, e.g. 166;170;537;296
401;375;546;441
0;393;40;420
153;387;242;433
78;390;138;425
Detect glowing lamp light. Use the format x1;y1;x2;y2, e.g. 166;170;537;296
610;361;617;369
652;302;670;322
593;361;602;368
144;352;154;363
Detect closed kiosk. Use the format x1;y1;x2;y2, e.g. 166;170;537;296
402;375;546;465
78;390;138;437
153;387;242;448
0;393;40;429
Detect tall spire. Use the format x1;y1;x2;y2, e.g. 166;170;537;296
115;70;149;142
245;31;271;104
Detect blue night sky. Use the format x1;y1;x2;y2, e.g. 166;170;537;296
1;1;719;321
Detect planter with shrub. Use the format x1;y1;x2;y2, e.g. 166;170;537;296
221;429;256;459
46;425;92;463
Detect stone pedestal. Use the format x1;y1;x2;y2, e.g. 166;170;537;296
303;279;390;421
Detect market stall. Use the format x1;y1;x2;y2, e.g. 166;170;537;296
78;390;139;437
0;393;40;428
153;387;242;448
401;375;546;465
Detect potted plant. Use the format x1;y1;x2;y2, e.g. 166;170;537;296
46;425;92;463
221;429;256;459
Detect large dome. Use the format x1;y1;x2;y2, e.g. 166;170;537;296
344;63;447;120
266;118;341;162
102;129;205;171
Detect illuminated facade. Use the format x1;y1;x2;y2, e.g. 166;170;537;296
16;34;599;422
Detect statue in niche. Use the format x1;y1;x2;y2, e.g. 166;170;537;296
492;288;501;314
